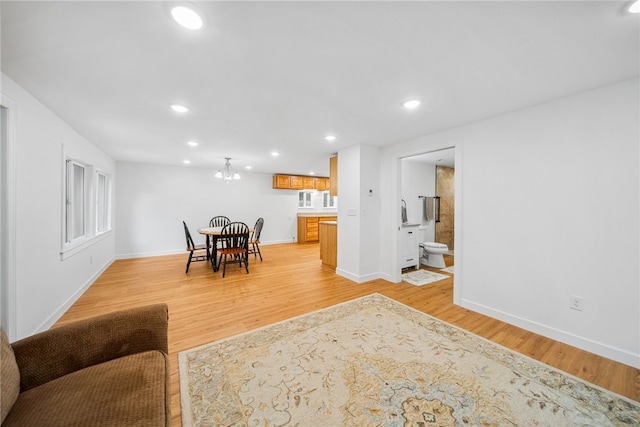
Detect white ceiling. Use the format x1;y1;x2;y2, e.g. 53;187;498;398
2;1;638;176
404;148;455;168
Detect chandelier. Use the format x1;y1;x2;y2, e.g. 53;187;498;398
214;157;241;182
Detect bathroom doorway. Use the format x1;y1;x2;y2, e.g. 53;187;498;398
400;147;455;263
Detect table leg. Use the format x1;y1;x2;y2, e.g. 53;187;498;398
211;235;219;272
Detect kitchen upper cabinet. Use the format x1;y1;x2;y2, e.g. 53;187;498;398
329;156;338;196
289;175;304;189
273;175;291;189
273;174;302;189
302;176;315;189
315;177;330;191
272;174;330;190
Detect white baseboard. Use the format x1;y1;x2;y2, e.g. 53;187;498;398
461;299;640;369
335;268;383;284
116;240;293;260
117;249;183;259
33;257;115;335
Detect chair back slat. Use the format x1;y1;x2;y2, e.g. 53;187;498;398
251;217;264;242
217;222;250;277
183;221;195;250
183;220;210;273
220;222;249;250
209;216;231;227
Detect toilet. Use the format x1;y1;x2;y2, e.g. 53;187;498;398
420;242;449;268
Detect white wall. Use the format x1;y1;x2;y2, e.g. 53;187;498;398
359;145;381;280
401;159;437;241
380;78;640;367
336;146;360;279
336;145;381;282
1;74;116;339
116;162;321;258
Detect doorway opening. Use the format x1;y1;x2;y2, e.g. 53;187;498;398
400;147;456;274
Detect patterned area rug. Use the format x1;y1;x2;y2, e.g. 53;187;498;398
179;294;640;426
401;268;449;286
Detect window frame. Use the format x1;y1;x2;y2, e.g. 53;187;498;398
64;158;89;246
298;191;313;209
61;149;112;260
95;170;112;234
322;191;337;208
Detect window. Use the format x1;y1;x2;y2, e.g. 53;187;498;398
323;191;337;208
298;191;312;208
65;159;87;243
61;152;112;259
96;171;111;233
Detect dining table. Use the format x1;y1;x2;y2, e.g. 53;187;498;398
198;226;253;272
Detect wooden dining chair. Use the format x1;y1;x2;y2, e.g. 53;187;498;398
209;216;230;227
183;221;210;273
209;216;230;250
216;222;249;278
248;217;264;261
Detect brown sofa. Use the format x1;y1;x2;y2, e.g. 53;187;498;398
1;304;170;426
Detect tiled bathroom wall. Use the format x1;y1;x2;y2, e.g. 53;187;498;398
435;166;454;250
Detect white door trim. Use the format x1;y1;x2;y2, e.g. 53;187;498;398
1;94;18;340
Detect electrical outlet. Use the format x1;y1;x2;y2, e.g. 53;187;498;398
570;295;584;311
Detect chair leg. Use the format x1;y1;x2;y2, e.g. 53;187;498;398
256;244;262;262
222;254;227;278
186;252;193;273
244;253;249;273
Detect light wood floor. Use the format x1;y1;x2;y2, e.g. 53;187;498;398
55;243;640;425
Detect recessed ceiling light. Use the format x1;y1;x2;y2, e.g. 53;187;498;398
629;0;640;13
310;171;315;175
403;99;421;110
183;159;191;164
171;6;204;30
171;104;190;113
245;165;252;170
271;151;280;157
325;135;336;142
187;141;198;147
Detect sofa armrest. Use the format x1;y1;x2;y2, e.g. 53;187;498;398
12;303;168;392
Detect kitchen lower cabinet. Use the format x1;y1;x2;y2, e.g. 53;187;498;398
319;221;337;270
298;215;337;243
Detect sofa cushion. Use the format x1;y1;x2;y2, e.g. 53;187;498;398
1;328;20;423
2;350;169;427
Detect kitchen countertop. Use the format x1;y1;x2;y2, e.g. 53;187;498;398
297;212;338;217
